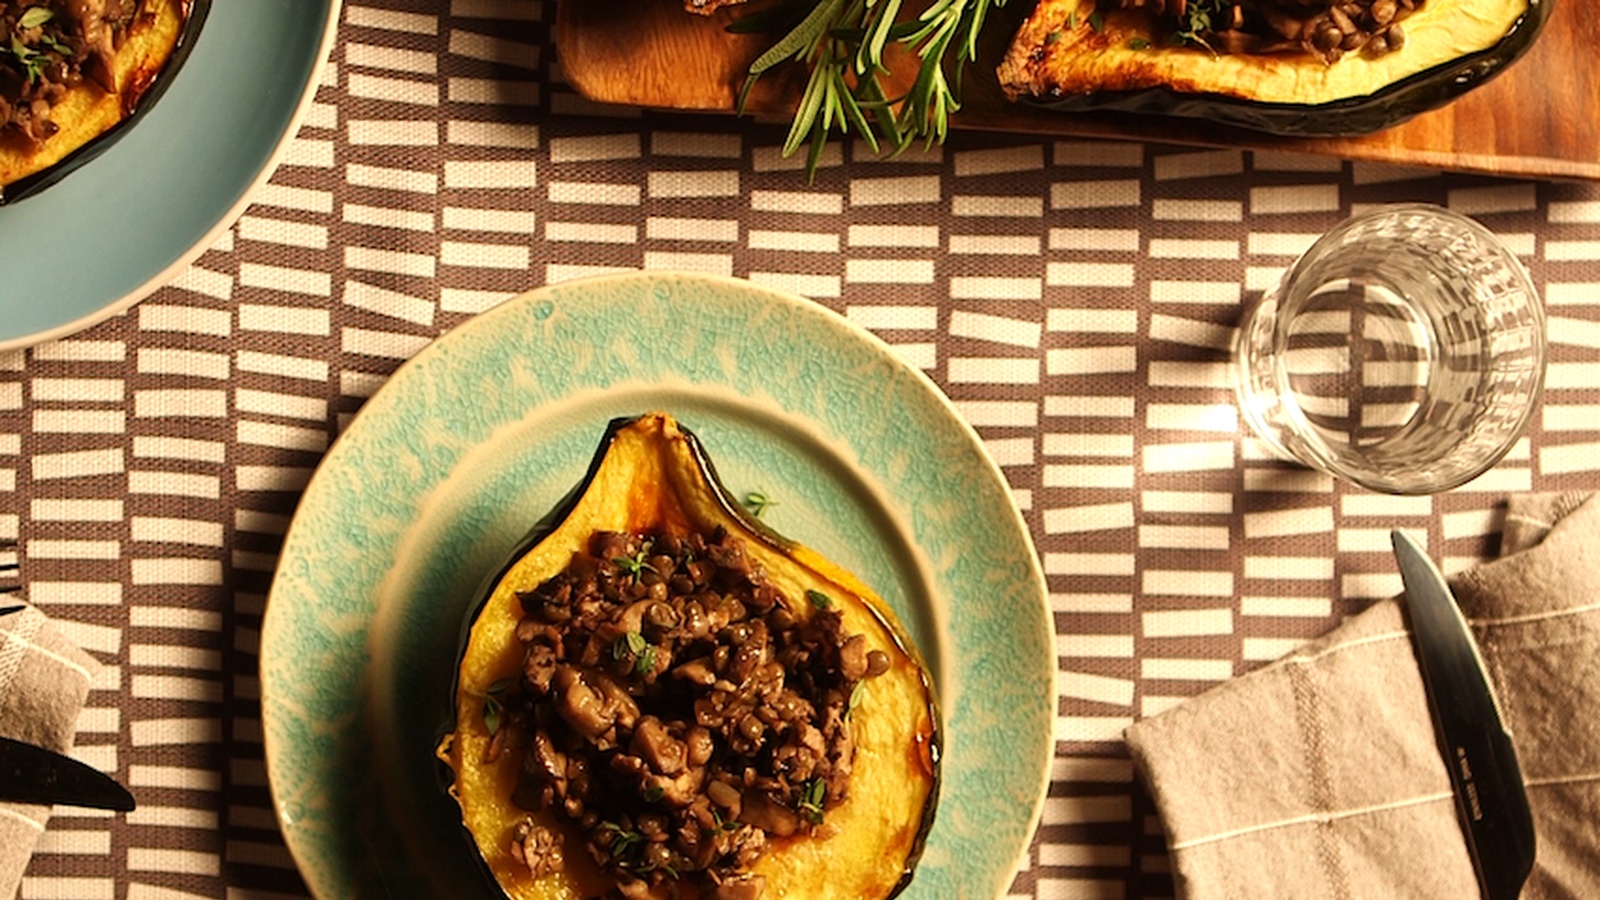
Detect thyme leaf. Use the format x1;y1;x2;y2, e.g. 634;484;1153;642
797;777;827;824
743;489;778;517
600;821;645;864
470;675;515;733
18;6;53;29
847;680;865;717
6;36;42;83
482;694;503;735
474;677;514;736
614;630;648;659
613;544;655;581
614;630;657;676
1172;0;1226;51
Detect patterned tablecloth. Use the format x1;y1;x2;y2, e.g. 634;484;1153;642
7;1;1600;898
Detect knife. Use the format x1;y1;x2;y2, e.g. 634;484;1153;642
0;736;136;811
1391;529;1536;900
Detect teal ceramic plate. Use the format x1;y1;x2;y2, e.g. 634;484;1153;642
261;272;1053;899
0;0;339;351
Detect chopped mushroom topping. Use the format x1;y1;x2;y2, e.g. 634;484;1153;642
487;527;891;899
1116;0;1420;63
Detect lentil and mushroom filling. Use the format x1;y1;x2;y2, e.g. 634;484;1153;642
0;1;142;143
481;526;892;900
1115;0;1422;62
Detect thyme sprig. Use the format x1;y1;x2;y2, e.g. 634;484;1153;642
613;541;655;582
3;6;64;84
5;35;43;82
742;489;778;517
614;630;658;676
796;777;827;824
1169;0;1226;52
473;676;515;736
736;0;1003;178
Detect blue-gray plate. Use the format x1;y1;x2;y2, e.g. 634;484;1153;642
0;0;339;350
262;272;1054;899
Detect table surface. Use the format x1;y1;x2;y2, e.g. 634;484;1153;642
8;1;1600;898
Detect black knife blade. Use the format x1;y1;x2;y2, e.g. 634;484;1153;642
1391;529;1535;900
0;736;135;811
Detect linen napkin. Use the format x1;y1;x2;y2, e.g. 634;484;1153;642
1125;491;1600;899
0;603;100;900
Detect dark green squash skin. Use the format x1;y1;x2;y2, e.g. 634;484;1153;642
1025;0;1552;135
439;414;942;900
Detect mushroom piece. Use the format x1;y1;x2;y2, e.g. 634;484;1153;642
706;875;769;900
511;818;565;878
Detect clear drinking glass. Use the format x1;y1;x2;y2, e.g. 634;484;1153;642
1234;204;1547;495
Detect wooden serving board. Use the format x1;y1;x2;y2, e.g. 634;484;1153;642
555;0;1598;181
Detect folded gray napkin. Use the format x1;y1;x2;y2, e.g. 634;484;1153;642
0;604;99;900
1125;491;1600;899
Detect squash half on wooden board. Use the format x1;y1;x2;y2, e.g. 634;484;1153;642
997;0;1552;135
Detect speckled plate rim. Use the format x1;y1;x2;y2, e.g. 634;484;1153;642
261;271;1054;899
0;0;340;352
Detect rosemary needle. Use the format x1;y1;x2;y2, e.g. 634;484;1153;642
736;0;1004;179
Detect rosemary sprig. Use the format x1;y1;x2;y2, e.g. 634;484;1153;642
736;0;1003;178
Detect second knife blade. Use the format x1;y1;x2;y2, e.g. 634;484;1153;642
1391;529;1535;900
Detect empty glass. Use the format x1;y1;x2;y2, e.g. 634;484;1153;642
1234;204;1547;495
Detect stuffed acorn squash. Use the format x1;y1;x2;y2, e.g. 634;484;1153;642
0;0;204;200
997;0;1552;134
439;413;941;900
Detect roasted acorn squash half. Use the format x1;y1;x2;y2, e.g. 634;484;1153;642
0;0;208;203
439;413;941;900
997;0;1552;134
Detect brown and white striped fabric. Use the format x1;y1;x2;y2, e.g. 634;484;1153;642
4;1;1600;898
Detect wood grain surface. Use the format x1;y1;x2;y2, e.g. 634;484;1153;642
555;0;1597;180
